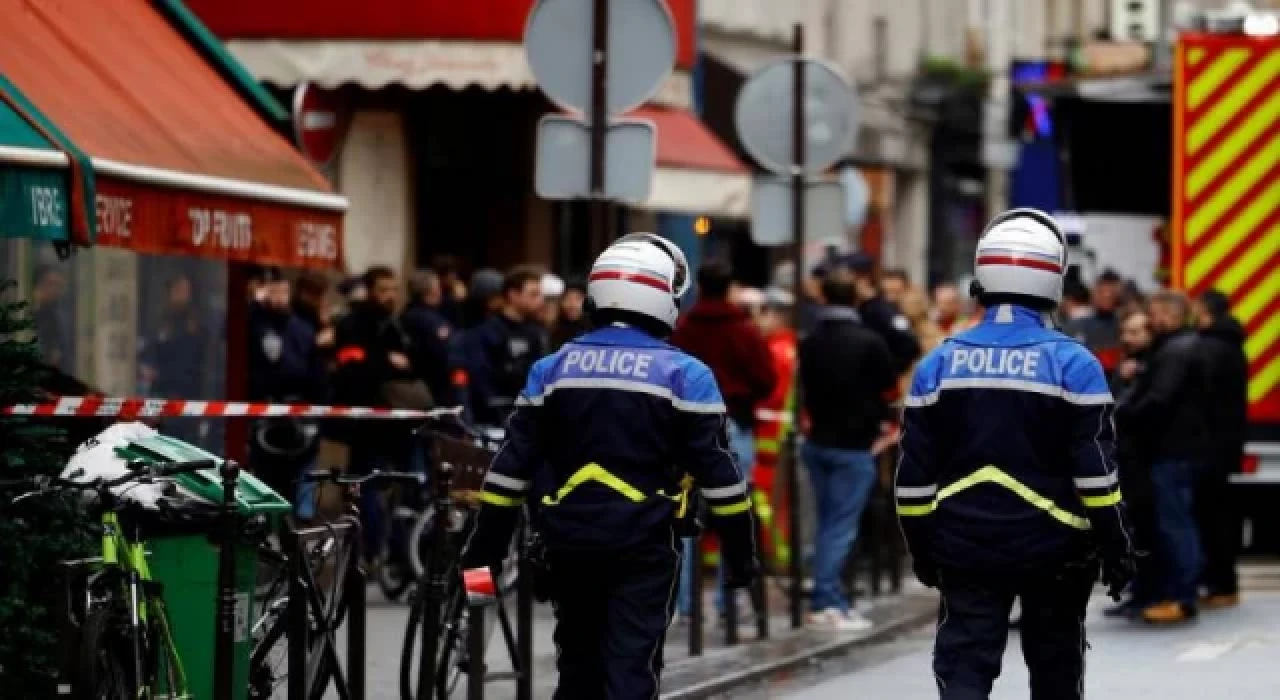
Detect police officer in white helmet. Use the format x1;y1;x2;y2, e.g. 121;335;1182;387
465;233;760;699
895;209;1136;700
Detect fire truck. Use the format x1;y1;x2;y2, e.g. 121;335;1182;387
1169;24;1280;548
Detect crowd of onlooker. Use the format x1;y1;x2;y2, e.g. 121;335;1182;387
241;248;1248;628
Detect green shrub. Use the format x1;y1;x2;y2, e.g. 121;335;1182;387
0;281;91;697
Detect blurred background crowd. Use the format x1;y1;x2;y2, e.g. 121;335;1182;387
212;245;1248;628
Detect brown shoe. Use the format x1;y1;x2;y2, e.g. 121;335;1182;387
1142;601;1192;624
1200;593;1240;610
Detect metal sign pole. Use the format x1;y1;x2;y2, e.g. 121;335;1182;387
787;23;807;632
589;0;612;246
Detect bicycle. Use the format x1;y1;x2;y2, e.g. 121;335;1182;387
369;417;504;602
396;415;528;700
246;519;354;700
3;458;220;700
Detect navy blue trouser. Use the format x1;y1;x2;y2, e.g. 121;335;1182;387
1151;459;1205;607
548;537;681;700
933;564;1096;700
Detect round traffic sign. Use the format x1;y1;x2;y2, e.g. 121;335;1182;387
734;58;858;176
292;83;349;168
524;0;676;117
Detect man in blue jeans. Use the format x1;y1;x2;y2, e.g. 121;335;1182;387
670;260;777;623
797;272;897;630
1116;290;1212;624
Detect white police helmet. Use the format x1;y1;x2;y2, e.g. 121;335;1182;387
972;208;1068;307
587;233;691;330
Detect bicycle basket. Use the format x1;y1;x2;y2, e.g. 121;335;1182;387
430;434;495;507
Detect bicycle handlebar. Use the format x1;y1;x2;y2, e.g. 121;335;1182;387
298;468;428;488
6;459;224;503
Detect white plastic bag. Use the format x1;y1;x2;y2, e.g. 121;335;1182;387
61;422;207;510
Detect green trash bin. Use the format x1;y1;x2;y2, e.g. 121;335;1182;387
114;433;291;700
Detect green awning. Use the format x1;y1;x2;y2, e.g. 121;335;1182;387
0;75;94;243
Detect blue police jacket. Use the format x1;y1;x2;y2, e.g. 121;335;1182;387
895;304;1133;574
468;324;757;558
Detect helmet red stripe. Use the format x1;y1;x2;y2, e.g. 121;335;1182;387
589;269;672;293
976;255;1062;274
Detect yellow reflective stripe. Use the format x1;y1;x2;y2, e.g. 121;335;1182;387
1081;490;1123;508
481;491;525;507
752;489;774;521
710;499;752;516
896;466;1092;530
755;438;781;453
675;474;694;519
542;462;646;505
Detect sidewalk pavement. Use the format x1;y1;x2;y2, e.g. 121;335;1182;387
352;578;938;699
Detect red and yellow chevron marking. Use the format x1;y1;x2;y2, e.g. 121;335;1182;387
1173;34;1280;423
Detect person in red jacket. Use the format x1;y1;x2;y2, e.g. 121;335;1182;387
670;259;777;622
752;287;797;569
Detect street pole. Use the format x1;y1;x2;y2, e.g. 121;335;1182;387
787;22;806;632
589;0;612;248
1154;0;1174;71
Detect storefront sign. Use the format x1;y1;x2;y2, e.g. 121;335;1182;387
0;164;70;240
94;178;344;270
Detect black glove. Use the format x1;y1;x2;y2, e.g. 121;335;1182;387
1100;549;1137;602
723;552;761;590
913;557;939;589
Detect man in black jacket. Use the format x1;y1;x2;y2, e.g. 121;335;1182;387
1115;290;1212;623
840;253;921;374
1105;310;1158;617
798;272;897;630
402;269;455;407
459;265;549;427
1193;290;1249;609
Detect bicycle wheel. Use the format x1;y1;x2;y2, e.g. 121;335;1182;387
77;605;135;700
399;570;469;700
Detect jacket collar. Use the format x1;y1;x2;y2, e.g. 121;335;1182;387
577;324;668;348
983;304;1050;328
815;305;861;324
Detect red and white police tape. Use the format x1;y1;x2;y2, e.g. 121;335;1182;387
0;397;435;420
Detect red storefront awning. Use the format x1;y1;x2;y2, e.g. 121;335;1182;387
0;0;346;269
629;106;749;217
185;0;697;67
185;0;697;108
632;106;747;174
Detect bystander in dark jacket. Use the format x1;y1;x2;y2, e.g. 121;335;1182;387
402;269;456;406
838;253;921;374
1193;290;1249;602
332;267;420;461
1115;325;1211;463
1114;291;1212;620
799;279;897;450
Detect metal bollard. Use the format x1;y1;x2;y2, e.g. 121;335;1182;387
886;447;905;593
786;435;804;629
688;536;704;657
516;528;534;700
347;520;367;700
213;460;240;700
753;498;770;640
286;524;308;700
467;603;487;700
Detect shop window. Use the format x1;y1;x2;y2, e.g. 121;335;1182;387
2;240;228;453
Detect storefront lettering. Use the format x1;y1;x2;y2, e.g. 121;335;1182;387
190;208;252;251
97;195;133;238
29;186;64;228
297;221;338;260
